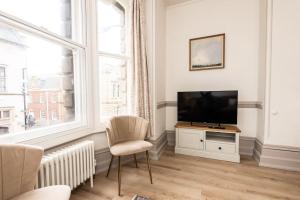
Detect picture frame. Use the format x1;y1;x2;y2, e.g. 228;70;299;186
189;33;225;71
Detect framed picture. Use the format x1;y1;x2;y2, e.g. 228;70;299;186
189;33;225;71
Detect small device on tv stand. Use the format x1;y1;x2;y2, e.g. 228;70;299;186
190;122;225;129
208;123;225;129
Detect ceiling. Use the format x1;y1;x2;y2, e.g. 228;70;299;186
164;0;192;6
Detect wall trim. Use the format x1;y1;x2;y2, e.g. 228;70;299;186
239;136;256;156
157;101;263;109
166;130;176;147
156;101;167;109
148;131;168;160
253;139;263;163
254;139;300;172
263;144;300;152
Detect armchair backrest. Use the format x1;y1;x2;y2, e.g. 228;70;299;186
106;116;149;147
0;144;43;200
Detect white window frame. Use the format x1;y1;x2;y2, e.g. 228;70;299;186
0;1;97;148
93;0;132;129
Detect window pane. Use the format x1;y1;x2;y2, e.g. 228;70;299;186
3;110;10;118
0;0;84;43
0;22;77;135
0;65;6;92
99;56;127;120
97;0;126;54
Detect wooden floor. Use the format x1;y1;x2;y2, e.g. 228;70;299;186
71;151;300;200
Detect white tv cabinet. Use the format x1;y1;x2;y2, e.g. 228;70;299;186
175;122;241;163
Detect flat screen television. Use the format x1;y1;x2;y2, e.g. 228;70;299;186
177;90;238;125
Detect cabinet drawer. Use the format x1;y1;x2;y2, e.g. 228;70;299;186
178;129;204;150
206;141;235;154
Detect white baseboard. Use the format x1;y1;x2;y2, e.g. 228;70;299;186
254;139;300;172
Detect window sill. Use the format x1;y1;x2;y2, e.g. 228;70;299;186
0;121;107;149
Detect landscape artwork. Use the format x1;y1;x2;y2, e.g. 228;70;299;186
189;34;225;71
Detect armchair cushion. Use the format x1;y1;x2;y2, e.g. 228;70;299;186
110;140;153;156
11;185;71;200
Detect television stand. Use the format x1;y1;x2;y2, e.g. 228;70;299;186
175;122;241;163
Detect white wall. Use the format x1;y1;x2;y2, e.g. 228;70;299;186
165;0;261;137
264;0;300;147
146;0;167;139
145;0;156;139
256;0;267;143
155;0;167;138
155;0;166;103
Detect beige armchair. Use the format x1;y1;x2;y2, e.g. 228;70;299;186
106;116;153;196
0;144;71;200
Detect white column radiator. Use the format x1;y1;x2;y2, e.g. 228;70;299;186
36;140;95;190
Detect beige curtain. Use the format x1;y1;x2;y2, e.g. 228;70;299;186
132;0;153;137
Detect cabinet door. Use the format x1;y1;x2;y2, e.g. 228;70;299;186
178;129;204;150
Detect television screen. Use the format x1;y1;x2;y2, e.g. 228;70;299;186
177;91;238;124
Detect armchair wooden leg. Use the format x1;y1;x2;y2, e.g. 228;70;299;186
133;154;138;168
118;156;122;196
146;151;153;184
106;155;114;177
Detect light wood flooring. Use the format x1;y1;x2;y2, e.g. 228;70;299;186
71;151;300;200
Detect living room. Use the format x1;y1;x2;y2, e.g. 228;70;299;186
0;0;299;200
